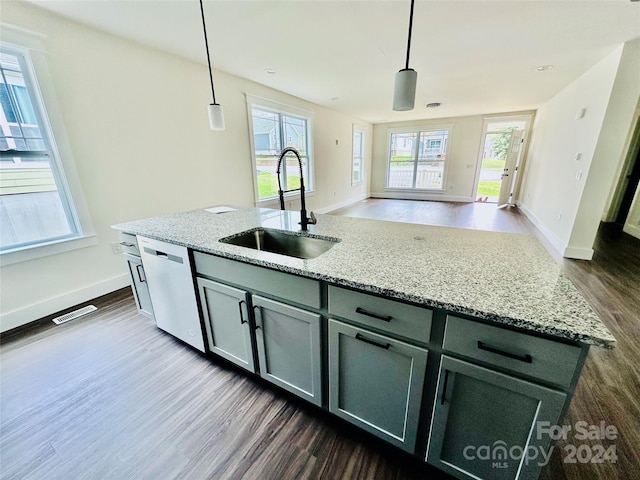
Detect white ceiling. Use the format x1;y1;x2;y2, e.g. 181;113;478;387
26;0;640;123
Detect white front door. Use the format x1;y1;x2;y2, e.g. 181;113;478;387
497;130;524;207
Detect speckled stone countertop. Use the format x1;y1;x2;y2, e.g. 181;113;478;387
113;207;616;348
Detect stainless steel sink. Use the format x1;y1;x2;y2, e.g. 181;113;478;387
219;228;339;259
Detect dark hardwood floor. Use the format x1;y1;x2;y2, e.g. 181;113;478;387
1;199;638;480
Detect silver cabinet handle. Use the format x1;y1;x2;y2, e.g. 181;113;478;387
238;300;248;325
252;305;262;330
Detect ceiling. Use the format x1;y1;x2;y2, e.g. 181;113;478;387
26;0;640;123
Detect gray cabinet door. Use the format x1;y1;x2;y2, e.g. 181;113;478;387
197;278;256;373
328;319;428;453
124;253;154;319
426;356;566;480
252;295;322;406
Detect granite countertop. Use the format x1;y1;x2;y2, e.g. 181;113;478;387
112;207;616;348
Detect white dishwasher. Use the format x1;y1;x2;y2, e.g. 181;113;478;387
138;236;205;352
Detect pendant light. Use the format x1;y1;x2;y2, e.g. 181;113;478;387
393;0;417;111
199;0;225;130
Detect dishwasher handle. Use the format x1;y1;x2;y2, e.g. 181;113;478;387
143;247;184;264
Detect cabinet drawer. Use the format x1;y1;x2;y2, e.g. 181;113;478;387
328;285;432;344
194;252;320;309
118;232;140;255
328;319;428;453
443;315;582;388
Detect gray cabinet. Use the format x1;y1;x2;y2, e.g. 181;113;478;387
123;252;154;319
197;278;256;373
426;356;566;480
328;318;428;453
253;295;322;406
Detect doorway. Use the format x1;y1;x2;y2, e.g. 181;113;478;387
476;120;527;206
616;141;640;224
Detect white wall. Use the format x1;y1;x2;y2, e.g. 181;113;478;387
371;115;484;202
519;41;640;259
569;38;640;251
370;112;534;202
0;1;371;332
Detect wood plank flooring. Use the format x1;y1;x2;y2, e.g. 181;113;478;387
2;199;638;480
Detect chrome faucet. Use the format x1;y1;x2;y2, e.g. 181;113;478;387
276;147;317;231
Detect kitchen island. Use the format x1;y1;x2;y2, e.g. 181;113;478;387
113;207;615;480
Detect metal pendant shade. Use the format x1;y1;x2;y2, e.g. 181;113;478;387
199;0;225;130
393;0;417;111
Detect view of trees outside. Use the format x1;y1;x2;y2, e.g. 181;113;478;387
477;128;515;200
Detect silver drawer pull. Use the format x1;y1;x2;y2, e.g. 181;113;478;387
120;242;136;247
355;307;392;322
238;300;248;325
355;333;390;350
477;341;532;363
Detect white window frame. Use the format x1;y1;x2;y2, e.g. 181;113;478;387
0;25;95;266
352;125;365;186
246;94;314;206
385;124;453;192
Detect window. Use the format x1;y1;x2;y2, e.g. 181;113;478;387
352;127;364;185
248;98;313;202
0;42;85;256
386;127;451;190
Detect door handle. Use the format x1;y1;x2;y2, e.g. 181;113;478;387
355;307;392;322
238;300;248;325
477;341;532;363
135;264;145;283
355;333;390;350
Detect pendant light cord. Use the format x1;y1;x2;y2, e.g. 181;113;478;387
404;0;415;70
199;0;217;104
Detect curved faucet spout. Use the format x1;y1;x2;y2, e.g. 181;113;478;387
276;147;316;231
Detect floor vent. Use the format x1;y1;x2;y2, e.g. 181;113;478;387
52;305;98;325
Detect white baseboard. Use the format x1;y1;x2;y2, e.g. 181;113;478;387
370;191;474;203
562;246;594;261
315;194;369;214
0;273;130;333
518;205;594;260
518;205;566;258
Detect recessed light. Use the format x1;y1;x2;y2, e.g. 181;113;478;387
535;65;554;72
265;68;277;74
426;102;441;108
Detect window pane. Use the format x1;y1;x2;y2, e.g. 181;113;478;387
388;132;416;188
0;154;74;250
0;83;17;123
352;130;363;185
252;105;312;201
283;115;307;154
415;130;447;189
1;53;46;153
0;45;78;252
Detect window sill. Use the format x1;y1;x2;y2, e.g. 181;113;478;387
256;190;315;208
0;234;98;267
